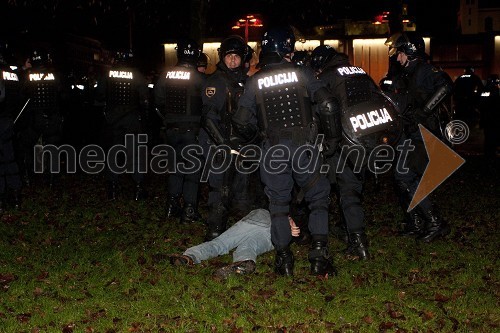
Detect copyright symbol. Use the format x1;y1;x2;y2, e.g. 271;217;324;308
444;120;469;144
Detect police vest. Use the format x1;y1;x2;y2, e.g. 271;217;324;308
0;66;21;115
106;68;138;107
28;70;58;109
322;64;401;150
254;64;313;133
162;67;202;120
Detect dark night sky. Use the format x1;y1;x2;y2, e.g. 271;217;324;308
0;0;459;69
0;0;459;41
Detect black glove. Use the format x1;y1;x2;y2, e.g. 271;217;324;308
322;137;340;157
227;136;244;151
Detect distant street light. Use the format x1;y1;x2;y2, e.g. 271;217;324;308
231;14;263;43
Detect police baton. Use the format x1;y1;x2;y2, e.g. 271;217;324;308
14;98;31;124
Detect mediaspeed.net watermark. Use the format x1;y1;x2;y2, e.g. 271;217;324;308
32;120;469;181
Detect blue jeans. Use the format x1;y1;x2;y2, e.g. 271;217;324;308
184;209;273;263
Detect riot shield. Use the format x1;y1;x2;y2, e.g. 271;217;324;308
341;90;402;150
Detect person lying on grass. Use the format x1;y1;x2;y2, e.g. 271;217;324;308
169;208;304;279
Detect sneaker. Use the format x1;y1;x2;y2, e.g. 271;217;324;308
213;260;256;279
168;254;194;266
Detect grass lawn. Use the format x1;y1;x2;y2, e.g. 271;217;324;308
0;156;498;332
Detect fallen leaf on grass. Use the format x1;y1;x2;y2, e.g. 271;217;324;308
420;310;434;321
389;310;406;320
16;313;31;323
0;273;17;285
434;293;450;302
378;322;395;330
62;323;75;333
36;271;49;281
306;307;320;315
33;287;43;296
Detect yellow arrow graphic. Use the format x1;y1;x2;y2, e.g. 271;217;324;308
408;125;466;212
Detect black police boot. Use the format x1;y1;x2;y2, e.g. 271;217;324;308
166;195;181;218
134;183;147;201
275;247;294;276
180;203;201;224
399;211;424;236
205;202;228;241
345;232;370;260
309;238;337;277
107;181;118;200
332;219;349;244
416;209;451;243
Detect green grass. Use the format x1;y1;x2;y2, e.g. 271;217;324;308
0;156;498;332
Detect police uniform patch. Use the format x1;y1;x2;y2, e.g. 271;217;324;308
206;87;216;97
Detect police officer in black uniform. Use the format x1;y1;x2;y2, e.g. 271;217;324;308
310;45;392;260
97;49;148;200
17;49;64;187
155;38;205;223
0;42;22;211
200;35;253;240
385;32;453;242
453;66;483;127
232;26;337;277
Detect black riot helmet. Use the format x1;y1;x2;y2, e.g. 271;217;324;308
30;48;52;68
114;49;134;65
218;35;247;60
310;45;337;72
261;26;296;58
384;32;425;60
176;38;201;65
197;52;209;68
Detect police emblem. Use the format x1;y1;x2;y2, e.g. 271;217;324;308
206;87;216;97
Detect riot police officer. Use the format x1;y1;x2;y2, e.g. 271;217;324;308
155;38;205;223
0;42;22;211
453;66;483;127
385;32;453;242
232;26;337;277
310;45;401;260
200;35;254;240
97;49;148;200
16;49;64;187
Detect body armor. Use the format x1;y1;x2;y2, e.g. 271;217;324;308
163;67;202;123
221;72;244;135
28;71;58;110
255;64;313;137
321;64;402;150
106;68;137;107
0;66;21;116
